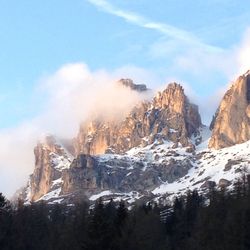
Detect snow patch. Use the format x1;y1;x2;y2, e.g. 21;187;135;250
37;188;62;201
89;190;113;201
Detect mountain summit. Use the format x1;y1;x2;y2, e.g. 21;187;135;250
74;82;201;155
209;72;250;149
21;81;204;203
19;75;250;205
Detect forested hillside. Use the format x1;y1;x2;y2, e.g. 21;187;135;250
1;176;250;250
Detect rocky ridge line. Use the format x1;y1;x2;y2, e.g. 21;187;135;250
22;81;203;202
74;82;202;155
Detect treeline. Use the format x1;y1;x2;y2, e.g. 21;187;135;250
1;176;250;250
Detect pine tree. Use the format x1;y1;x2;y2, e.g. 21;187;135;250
115;200;128;231
0;193;11;250
87;198;113;250
0;193;7;209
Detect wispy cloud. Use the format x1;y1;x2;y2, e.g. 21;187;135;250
235;27;250;76
87;0;223;53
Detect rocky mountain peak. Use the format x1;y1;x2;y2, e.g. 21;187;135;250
153;83;184;111
118;78;148;92
153;83;201;137
209;71;250;149
74;81;202;155
20;81;203;204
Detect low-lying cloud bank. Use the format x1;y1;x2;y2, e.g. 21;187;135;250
37;63;153;138
0;63;155;197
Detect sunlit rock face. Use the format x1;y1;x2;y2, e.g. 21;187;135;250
29;136;72;201
209;72;250;149
21;80;203;203
74;82;202;155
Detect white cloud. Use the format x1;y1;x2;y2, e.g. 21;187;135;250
87;0;250;82
235;28;250;76
0;123;40;197
36;63;153;138
149;38;234;81
87;0;223;53
87;0;250;89
0;63;152;197
151;26;250;81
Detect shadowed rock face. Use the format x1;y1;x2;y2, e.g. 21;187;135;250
118;78;148;92
246;75;250;103
209;72;250;149
74;83;202;155
61;154;193;197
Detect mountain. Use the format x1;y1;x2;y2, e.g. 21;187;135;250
74;82;201;155
24;136;73;202
209;71;250;149
19;74;250;205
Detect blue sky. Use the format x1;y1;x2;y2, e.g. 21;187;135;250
1;0;250;129
1;0;250;196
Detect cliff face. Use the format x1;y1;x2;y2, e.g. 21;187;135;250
209;72;250;149
22;80;203;203
60;152;194;198
29;136;72;201
74;83;202;155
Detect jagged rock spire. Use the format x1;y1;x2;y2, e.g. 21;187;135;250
74;82;202;155
209;71;250;149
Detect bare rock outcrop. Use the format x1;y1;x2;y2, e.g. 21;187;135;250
74;82;202;155
21;81;203;203
60;153;194;198
218;178;231;188
118;78;148;92
29;136;72;201
209;72;250;149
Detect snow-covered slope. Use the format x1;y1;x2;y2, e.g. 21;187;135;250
153;139;250;201
22;125;250;206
